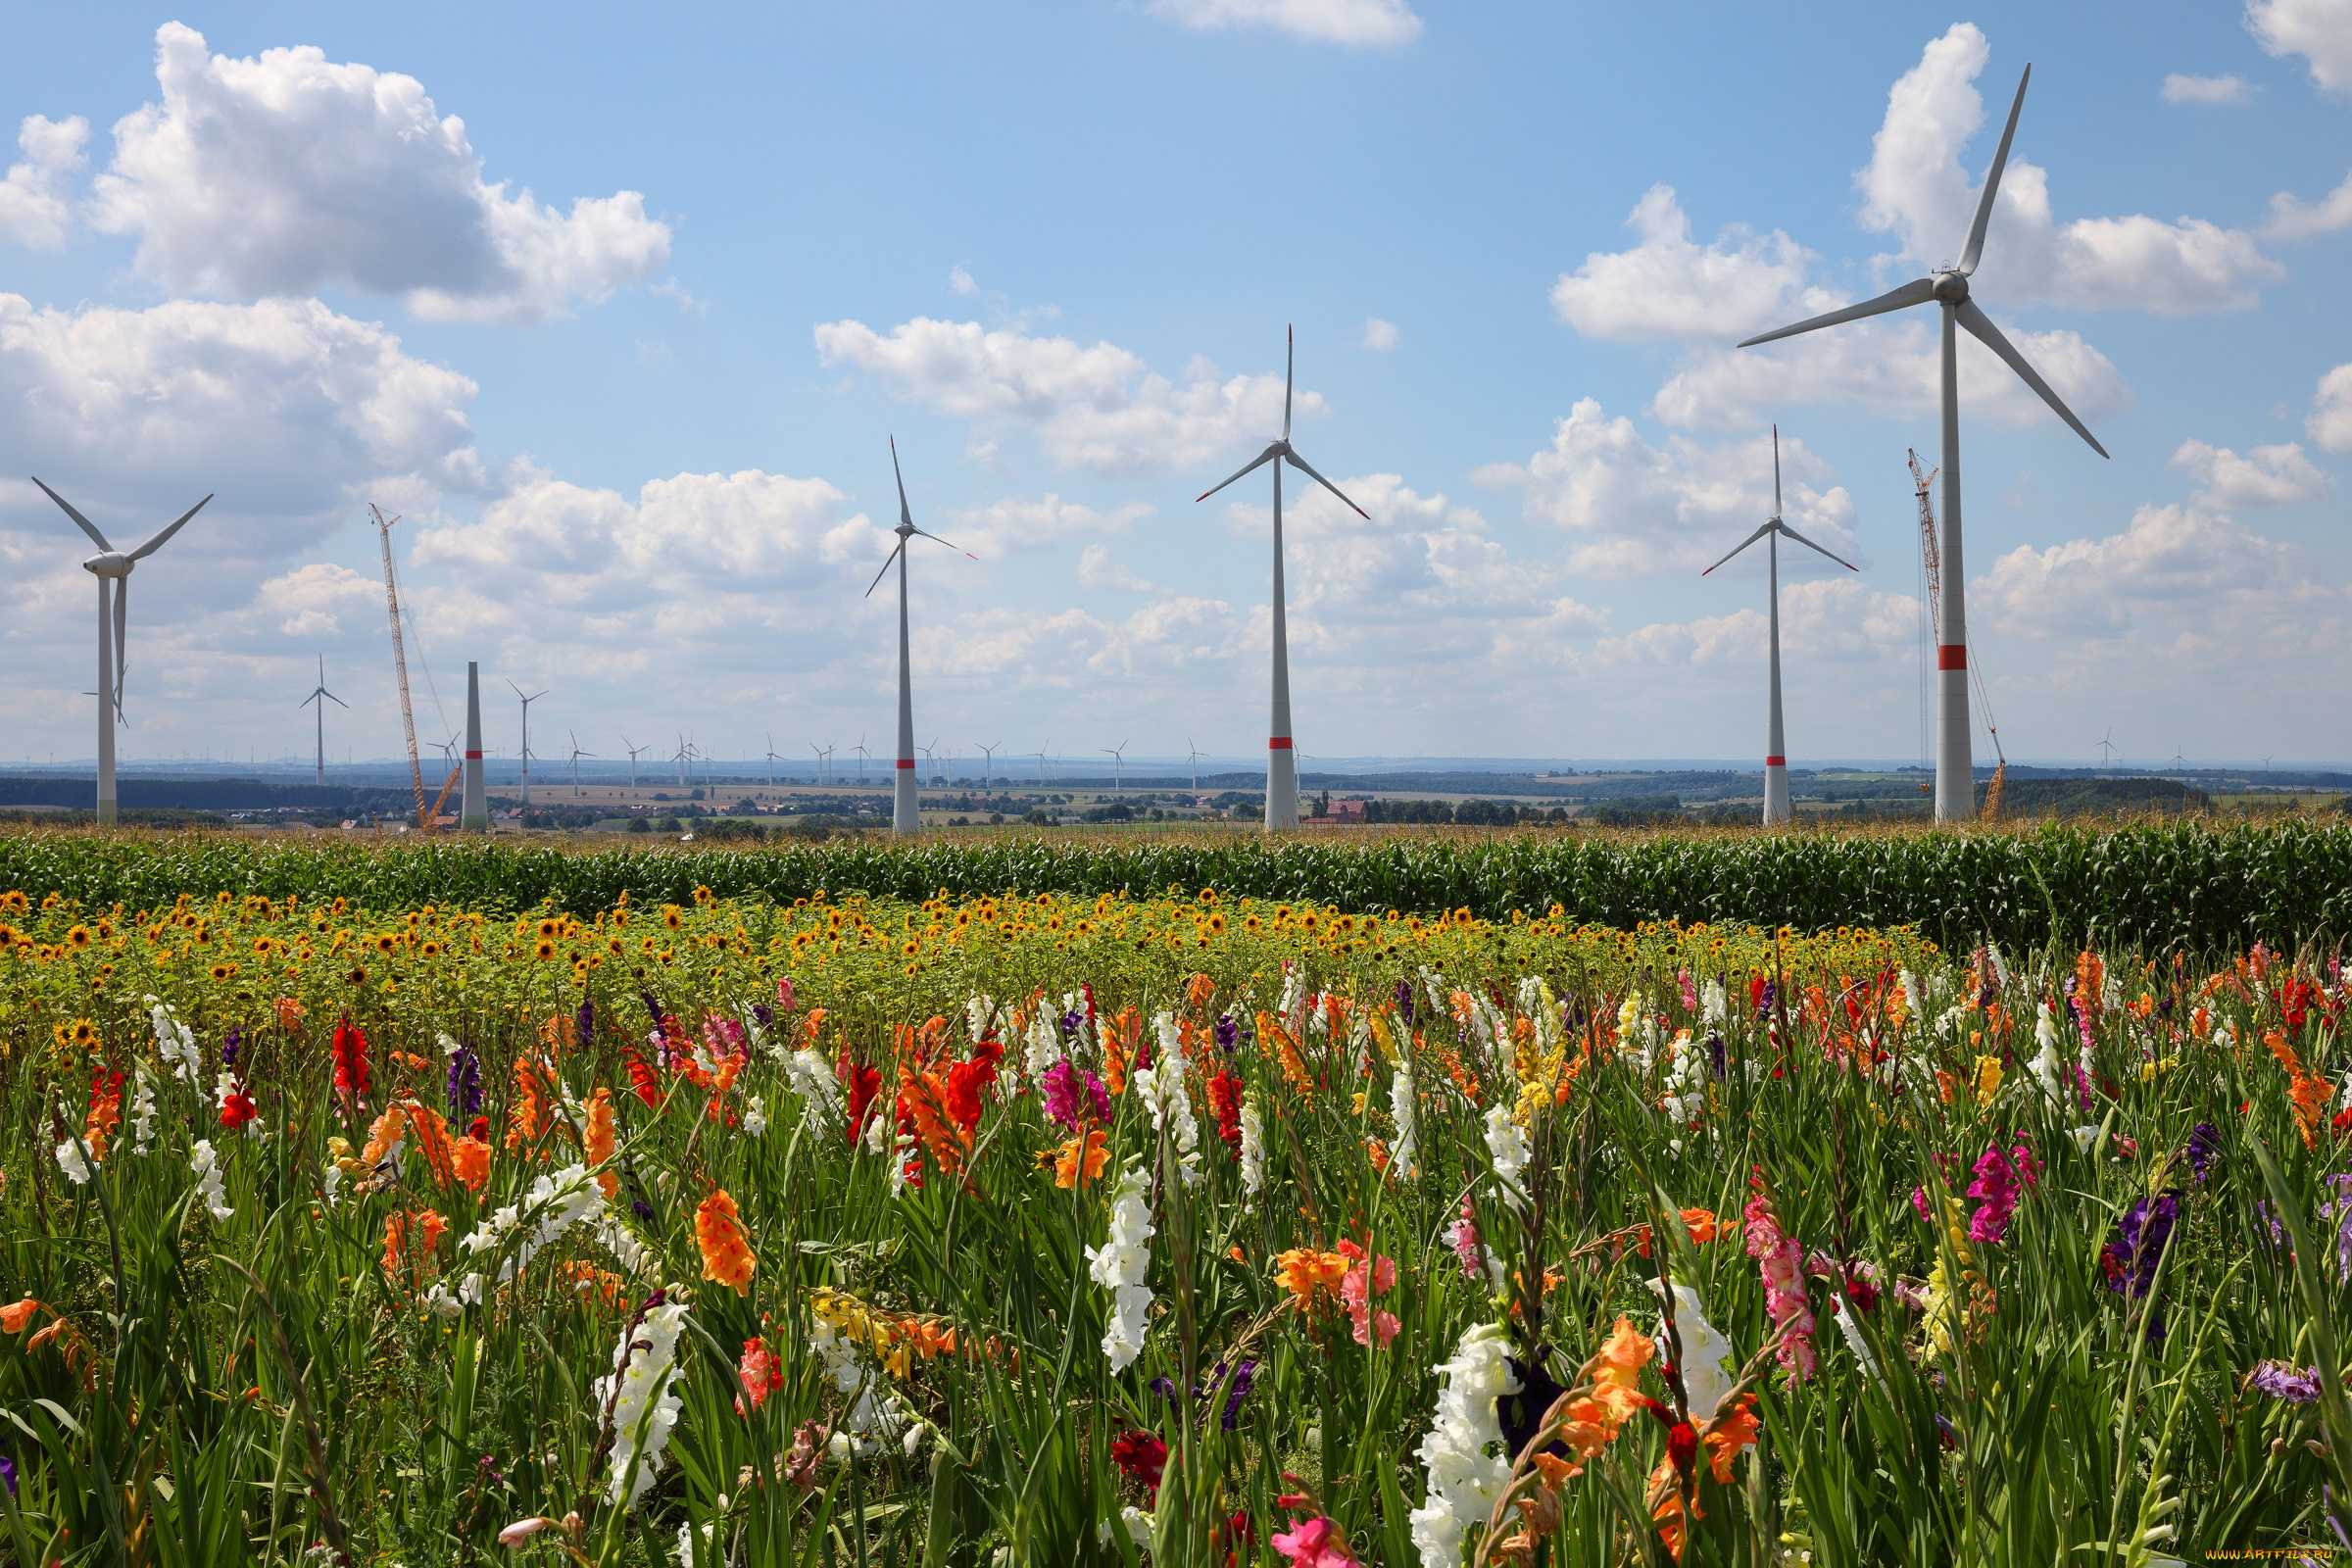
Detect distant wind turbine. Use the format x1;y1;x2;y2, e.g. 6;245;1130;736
976;741;1001;791
867;438;974;834
2096;731;2117;768
33;477;213;825
622;736;650;789
851;736;870;784
508;682;547;809
298;656;348;787
1700;426;1857;826
1103;741;1129;793
762;733;783;788
566;731;595;795
1195;327;1368;832
1187;738;1201;792
1738;63;2106;823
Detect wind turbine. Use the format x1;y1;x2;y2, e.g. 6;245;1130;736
763;733;784;788
298;657;348;787
866;438;974;834
1034;743;1050;787
1187;738;1201;792
622;736;650;789
920;738;940;786
1102;741;1129;793
1195;328;1368;831
808;742;828;786
851;735;870;784
2096;731;2118;768
1700;426;1857;826
508;682;547;809
1738;63;2107;823
977;741;1001;791
566;731;595;795
32;477;212;825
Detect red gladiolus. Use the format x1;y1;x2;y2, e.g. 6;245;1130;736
737;1336;783;1415
332;1015;370;1100
218;1080;259;1132
1109;1430;1168;1494
623;1048;665;1110
1207;1071;1245;1153
842;1062;882;1144
1666;1419;1699;1479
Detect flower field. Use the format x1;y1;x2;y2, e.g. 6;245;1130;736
0;881;2344;1564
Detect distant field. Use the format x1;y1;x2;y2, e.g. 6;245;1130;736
3;816;2347;953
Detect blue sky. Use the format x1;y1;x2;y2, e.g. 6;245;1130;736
1;0;2346;775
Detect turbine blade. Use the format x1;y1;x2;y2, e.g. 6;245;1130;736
33;477;113;552
1955;297;2108;457
1700;521;1774;576
1282;450;1368;518
1959;65;2030;277
889;436;913;529
1195;446;1279;503
1773;520;1860;572
327;689;350;708
911;526;977;560
864;539;906;597
1771;425;1782;518
1737;276;1936;349
1283;323;1294;441
128;494;213;561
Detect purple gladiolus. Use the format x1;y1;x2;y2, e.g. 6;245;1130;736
1221;1359;1258;1430
222;1024;243;1066
447;1043;482;1119
2183;1122;2220;1181
1755;980;1776;1021
2100;1193;2178;1299
1214;1013;1239;1054
2249;1359;2323;1403
575;1000;595;1054
1395;978;1415;1026
1707;1030;1726;1080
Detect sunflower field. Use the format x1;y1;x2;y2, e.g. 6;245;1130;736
0;880;2343;1565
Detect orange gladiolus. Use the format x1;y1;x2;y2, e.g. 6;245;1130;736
1054;1128;1108;1189
0;1298;40;1334
1272;1248;1348;1308
1700;1394;1760;1484
405;1102;460;1189
381;1208;447;1283
1679;1207;1720;1245
696;1189;757;1294
360;1103;409;1168
582;1087;618;1198
450;1136;491;1193
507;1060;543;1152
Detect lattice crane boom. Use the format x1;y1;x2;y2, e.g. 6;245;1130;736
370;504;431;831
1910;449;2005;817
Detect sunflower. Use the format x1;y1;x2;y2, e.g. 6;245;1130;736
663;907;683;930
67;925;91;949
345;965;369;987
418;939;441;957
210;963;235;981
252;936;275;956
534;941;557;960
68;1018;97;1048
537;918;560;940
0;891;25;912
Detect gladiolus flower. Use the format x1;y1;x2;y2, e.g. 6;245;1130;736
696;1190;757;1294
0;1298;39;1334
737;1336;783;1415
382;1208;448;1283
1109;1430;1168;1494
450;1136;491;1192
583;1087;618;1199
1271;1514;1358;1568
332;1015;370;1101
1055;1128;1109;1189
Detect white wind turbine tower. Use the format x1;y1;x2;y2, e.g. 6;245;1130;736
1034;744;1050;787
1738;63;2107;823
298;656;348;787
976;742;1001;791
33;477;212;825
808;742;828;785
566;731;595;796
1195;327;1369;831
1187;738;1201;792
1700;426;1858;826
1102;741;1128;793
509;682;547;809
763;733;783;788
622;737;650;789
851;736;870;784
866;438;974;834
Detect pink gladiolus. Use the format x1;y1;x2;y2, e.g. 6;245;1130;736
1271;1514;1358;1568
1966;1143;2028;1244
1743;1195;1818;1380
1447;1195;1483;1280
1337;1240;1400;1348
499;1517;557;1544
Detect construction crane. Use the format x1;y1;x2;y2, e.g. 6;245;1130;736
1909;451;2006;819
371;505;432;830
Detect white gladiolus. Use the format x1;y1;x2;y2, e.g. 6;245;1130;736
1389;1066;1419;1179
742;1095;768;1138
1137;1013;1202;1186
1278;964;1304;1033
677;1521;714;1567
128;1064;158;1153
1701;978;1728;1028
190;1138;232;1222
1238;1102;1266;1196
1023;1006;1063;1083
598;1297;690;1509
2030;1004;2067;1104
1661;1030;1707;1126
810;1314;904;1446
1651;1281;1737;1418
1482;1104;1530;1209
150;1001;207;1105
1831;1292;1884;1391
423;1282;464;1320
862;1107;892;1155
964;992;995;1046
784;1048;841;1134
456;1163;606;1287
1407;1321;1522;1568
597;1218;655;1278
321;1163;344;1208
1085;1162;1155;1372
1899;969;1924;1022
55;1133;94;1186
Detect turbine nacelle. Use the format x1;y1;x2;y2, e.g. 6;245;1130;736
1930;271;1971;304
81;552;131;578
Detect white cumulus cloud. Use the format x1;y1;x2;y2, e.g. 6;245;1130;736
2267;170;2352;239
1550;185;1836;344
1857;25;2279;315
0;116;89;250
1360;317;1399;352
86;24;669;320
2171;438;2330;508
1472;401;1861;577
813;316;1307;476
945;493;1154;560
2161;73;2255;104
2310;364;2352;453
1142;0;1422;47
2247;0;2352;97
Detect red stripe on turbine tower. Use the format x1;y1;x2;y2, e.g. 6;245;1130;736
1764;756;1786;766
1268;737;1293;750
1937;644;1967;670
466;751;483;760
896;759;915;769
